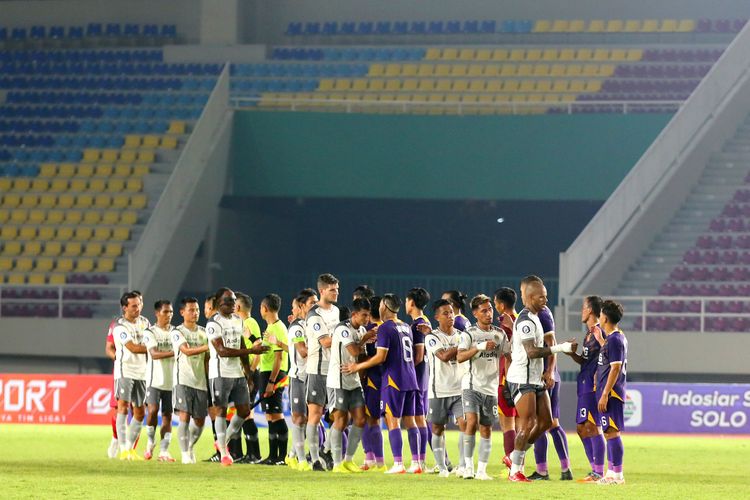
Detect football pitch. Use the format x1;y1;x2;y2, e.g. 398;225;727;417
1;424;747;499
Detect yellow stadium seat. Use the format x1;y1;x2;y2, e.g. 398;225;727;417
57;163;76;177
483;65;500;77
517;64;534;77
0;257;12;271
77;164;94;177
599;64;614;77
568;20;585;32
35;257;53;273
606;20;624;32
551;20;570;32
450;65;467;77
368;64;385;77
106;179;125;193
0;178;11;192
88;178;106;192
536;81;553;93
541;49;558;61
453;80;468;92
468;80;486;92
593;49;610;61
39;163;57;177
491;49;509;61
519;80;536;92
42;242;62;257
136;151;155;164
10;209;27;224
569;80;586;92
435;79;452;92
444;93;460;104
532;65;550;77
38;226;55;240
112;195;129;209
103;243;122;258
499;64;516;77
660;19;679;32
416;64;433;77
19;194;39;208
16;257;33;272
527;94;544;103
610;49;627;61
7;273;25;285
1;225;18;239
57;194;75;209
384;64;400;77
69;179;87;192
511;94;526;102
56;227;74;242
168;121;186;135
552;80;569;92
467;65;483;77
74;227;93;241
351;79;368;91
49;179;68;193
0;209;8;224
626;49;643;61
425;48;441;60
458;49;475;61
402;79;418;91
46;210;64;225
677;19;695;32
485;80;503;92
112;165;130;177
332;79;350;91
76;194;93;209
585;80;603;92
587;20;605;32
48;273;65;285
641;19;659;32
62;243;82;258
100;211;118;225
475;49;491;61
18;226;36;240
394;94;410;103
582;64;600;76
461;94;478;104
76;258;94;273
13;178;31;191
31;179;49;192
434;64;451;77
566;64;583;76
509;49;525;61
503;80;520;92
161;136;178;149
549;64;566;77
124;135;141;148
112;227;130;241
133;165;149;177
623;20;641;32
533;20;552;33
417;80;435;92
427;93;444;103
83;211;101;225
119;150;137;163
96;258;115;273
4;241;22;256
84;242;103;257
384;80;401;91
525;49;542;61
55;258;74;272
318;79;335;91
125;179;142;193
28;209;45;224
401;64;418;77
441;48;458;60
94;195;111;209
27;273;46;285
82;149;100;163
558;48;576;61
142;135;160;148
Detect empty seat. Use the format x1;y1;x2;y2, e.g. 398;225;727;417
43;241;62;257
97;258;115;273
76;258;95;273
74;227;94;241
55;258;74;272
56;227;74;241
104;243;122;257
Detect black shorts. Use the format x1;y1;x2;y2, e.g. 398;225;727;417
259;371;286;414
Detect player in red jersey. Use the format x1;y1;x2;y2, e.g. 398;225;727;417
493;287;518;468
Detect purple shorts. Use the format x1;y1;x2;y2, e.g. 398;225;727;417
364;383;382;418
548;380;561;419
576;392;600;425
598;393;624;432
416;389;427;417
381;387;417;418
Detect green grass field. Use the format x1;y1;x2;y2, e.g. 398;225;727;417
1;424;748;499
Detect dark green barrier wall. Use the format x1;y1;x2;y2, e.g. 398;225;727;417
231;111;672;201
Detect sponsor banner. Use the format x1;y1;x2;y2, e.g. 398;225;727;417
0;373;113;425
624;383;750;434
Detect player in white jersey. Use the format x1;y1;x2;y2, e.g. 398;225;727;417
207;287;269;466
457;294;511;480
506;280;576;481
112;292;149;460
420;299;465;478
327;298;375;473
143;300;177;462
171;297;209;464
305;273;340;471
287;289;318;470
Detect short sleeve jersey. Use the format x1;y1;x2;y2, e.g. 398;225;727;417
424;328;462;398
538;306;561;382
143;325;175;390
596;330;628;401
363;320;383;390
304;304;340;376
243;316;262;366
112;317;148;380
411;315;431;392
377;319;418;392
259;320;289;373
577;324;603;395
207;312;245;379
287;318;307;381
459;325;510;396
454;314;471;332
172;323;207;390
506;308;545;386
327;320;363;390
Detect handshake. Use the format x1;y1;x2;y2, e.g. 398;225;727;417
550;338;578;354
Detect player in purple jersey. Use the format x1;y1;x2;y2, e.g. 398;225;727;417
360;296;386;471
442;290;471;331
565;295;606;482
406;287;431;472
520;276;573;481
343;293;421;474
595;300;628;485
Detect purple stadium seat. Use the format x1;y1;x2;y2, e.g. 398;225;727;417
740;252;750;265
721;250;738;264
683;249;702;264
726;300;744;313
716;235;732;249
717;284;737;296
710;218;726;232
737;235;750;249
667;300;685;313
722;203;740;217
670;266;690;280
685;300;701;313
711;267;730;281
697;19;712;33
697;236;714;249
714;19;732;33
647;300;665;312
728;219;745;232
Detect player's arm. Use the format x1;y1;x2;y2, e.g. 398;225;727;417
211;337;268;357
294;338;308;358
105;340;116;360
125;341;147;354
179;342;208;356
342;347;387;373
597;362;622;413
521;337;576;359
542;331;557;388
456;332;497;362
567;345;585;365
149;347;174;360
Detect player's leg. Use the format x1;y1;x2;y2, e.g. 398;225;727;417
362;384;385;470
306;374;327;470
599;398;625;484
509;385;538;481
157;391;174;461
455;413;467;476
115;380;131;457
415;390;429;470
498;382;517;466
178;410;192;463
127;404;146;458
462;390;480;478
576;391;605;481
402;392;421;473
144;396;159;459
330;403;350;471
382;388;407;474
547;381;571;479
343;396;366;472
473;396;496;480
288;378;308;468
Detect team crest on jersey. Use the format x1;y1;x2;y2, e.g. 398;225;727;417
313;323;321;331
120;332;127;340
428;338;437;347
341;330;350;338
173;333;180;342
522;325;531;334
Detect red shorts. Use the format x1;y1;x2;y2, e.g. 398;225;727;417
497;382;517;418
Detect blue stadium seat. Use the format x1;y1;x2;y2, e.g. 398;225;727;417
143;24;159;37
0;27;7;41
480;20;497;33
357;22;374;35
446;20;461;34
394;21;408;35
124;24;140;37
410;21;427;35
161;25;177;38
428;21;444;34
87;23;102;37
285;22;302;36
105;23;122;37
375;21;392;35
49;26;65;39
30;26;46;39
304;22;321;36
11;28;27;41
340;22;356;35
67;26;83;39
322;22;338;36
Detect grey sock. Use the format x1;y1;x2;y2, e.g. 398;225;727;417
126;418;143;450
511;449;526;466
291;424;305;462
116;413;128;451
431;433;446;470
160;431;171;452
226;415;244;443
178;424;190;453
188;420;204;450
478;437;491;464
146;425;156;445
324;427;332;453
345;425;363;461
215;417;227;452
330;428;343;466
464;434;476;467
307;424;320;463
457;433;465;468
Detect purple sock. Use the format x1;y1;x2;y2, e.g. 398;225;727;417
318;424;326;448
417;426;428;460
342;426;349;454
361;423;372;459
550;426;570;471
608;436;624;473
592;434;606;475
534;435;548;474
372;425;384;464
582;436;594;469
407;427;420;461
388;429;403;463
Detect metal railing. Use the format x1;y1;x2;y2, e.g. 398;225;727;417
231;96;683;115
0;283;128;318
559;295;750;333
